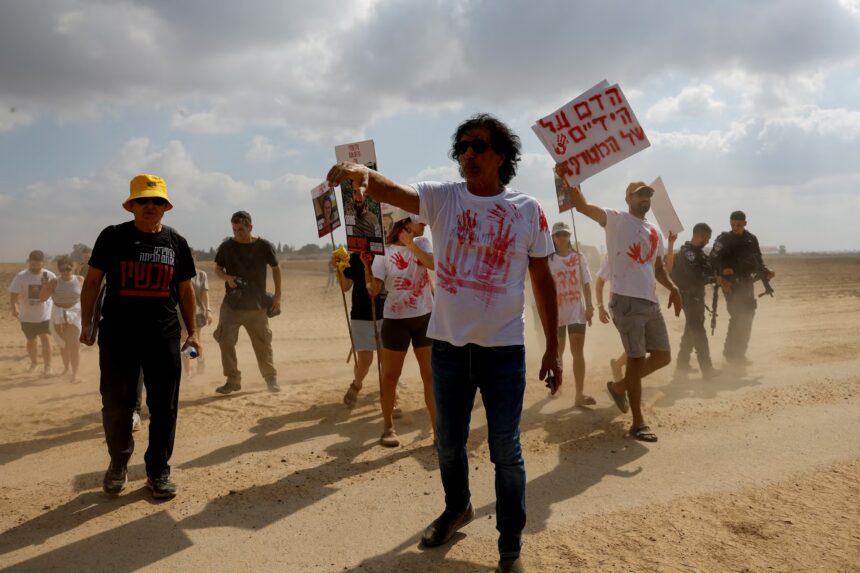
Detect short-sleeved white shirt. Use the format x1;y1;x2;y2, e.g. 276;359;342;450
603;209;664;303
371;236;434;319
415;181;553;347
8;269;55;323
549;252;592;326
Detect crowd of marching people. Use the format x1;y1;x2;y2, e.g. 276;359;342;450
7;113;774;573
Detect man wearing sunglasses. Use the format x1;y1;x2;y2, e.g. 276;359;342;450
80;174;200;500
327;114;559;573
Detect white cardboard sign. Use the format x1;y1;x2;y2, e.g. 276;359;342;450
533;80;650;188
648;176;684;238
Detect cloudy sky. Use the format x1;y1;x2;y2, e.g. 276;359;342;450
1;0;859;261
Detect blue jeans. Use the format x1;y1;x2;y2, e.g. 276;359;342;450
432;339;526;559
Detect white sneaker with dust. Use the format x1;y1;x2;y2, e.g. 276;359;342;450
132;412;141;432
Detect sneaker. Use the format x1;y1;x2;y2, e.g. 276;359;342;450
43;366;53;377
392;398;403;419
266;379;282;393
216;381;241;395
380;428;400;447
131;411;141;432
496;557;525;573
102;462;128;495
421;503;475;547
146;473;177;499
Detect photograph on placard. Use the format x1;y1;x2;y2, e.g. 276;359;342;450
341;177;384;254
310;183;341;238
553;172;574;214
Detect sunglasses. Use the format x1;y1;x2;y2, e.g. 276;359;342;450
454;139;491;155
59;266;73;272
133;197;167;206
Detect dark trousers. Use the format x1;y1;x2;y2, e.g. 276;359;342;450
432;340;526;559
724;279;757;359
99;331;181;479
678;291;713;370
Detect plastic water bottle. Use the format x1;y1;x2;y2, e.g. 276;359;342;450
182;347;198;359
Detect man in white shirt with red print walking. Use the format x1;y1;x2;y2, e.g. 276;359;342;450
557;169;682;443
328;114;560;573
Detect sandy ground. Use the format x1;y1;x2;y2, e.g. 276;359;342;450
0;256;858;572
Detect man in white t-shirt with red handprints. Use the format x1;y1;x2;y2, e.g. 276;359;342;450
557;168;682;443
329;114;560;573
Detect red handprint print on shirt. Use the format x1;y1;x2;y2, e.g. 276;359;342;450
390;251;408;270
457;210;478;245
626;228;659;265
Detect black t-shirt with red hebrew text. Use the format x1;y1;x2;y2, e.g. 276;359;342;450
89;221;196;337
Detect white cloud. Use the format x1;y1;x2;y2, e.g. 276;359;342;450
171;108;243;135
650;120;752;152
245;135;279;162
0;138;322;260
646;85;726;123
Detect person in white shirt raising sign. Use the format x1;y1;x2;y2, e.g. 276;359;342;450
556;168;682;443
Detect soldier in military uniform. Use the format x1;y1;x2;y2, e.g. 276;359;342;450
709;211;775;365
671;223;719;378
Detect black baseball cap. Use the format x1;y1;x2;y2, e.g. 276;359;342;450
231;211;252;224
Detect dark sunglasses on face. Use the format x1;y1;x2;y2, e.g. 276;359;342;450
59;266;72;272
454;139;491;155
133;197;167;206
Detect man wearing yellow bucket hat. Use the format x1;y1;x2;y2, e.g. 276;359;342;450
80;174;200;500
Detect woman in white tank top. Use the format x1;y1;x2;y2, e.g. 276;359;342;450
40;255;84;383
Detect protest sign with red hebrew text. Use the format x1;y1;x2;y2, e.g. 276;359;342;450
533;81;650;188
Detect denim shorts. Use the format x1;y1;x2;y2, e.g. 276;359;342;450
352;319;383;352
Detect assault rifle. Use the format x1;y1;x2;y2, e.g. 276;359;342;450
710;283;719;336
757;273;775;298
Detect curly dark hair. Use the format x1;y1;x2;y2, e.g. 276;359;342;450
450;113;521;185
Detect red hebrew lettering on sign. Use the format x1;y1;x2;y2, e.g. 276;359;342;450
567;125;586;143
537;110;571;133
620;127;647;146
605;86;622;106
591;115;608;131
611;107;632;125
573;101;592;120
588;93;605;111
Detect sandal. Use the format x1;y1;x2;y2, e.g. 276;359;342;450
380;428;400;447
629;424;658;442
606;381;629;413
574;395;597;407
343;381;362;407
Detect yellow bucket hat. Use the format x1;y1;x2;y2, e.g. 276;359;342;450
123;174;173;212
